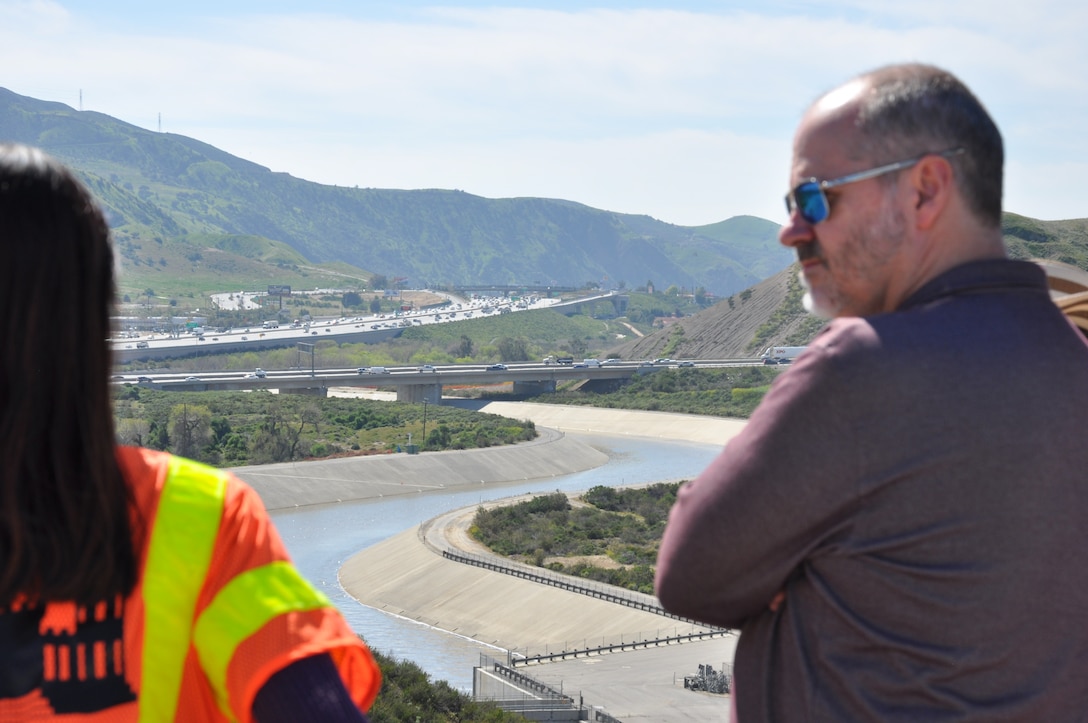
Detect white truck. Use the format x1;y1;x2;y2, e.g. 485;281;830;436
761;346;808;365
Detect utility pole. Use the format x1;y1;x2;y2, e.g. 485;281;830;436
297;342;315;377
422;398;428;450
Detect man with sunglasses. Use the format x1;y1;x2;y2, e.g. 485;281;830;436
657;64;1088;721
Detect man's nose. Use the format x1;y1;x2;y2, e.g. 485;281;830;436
778;212;815;249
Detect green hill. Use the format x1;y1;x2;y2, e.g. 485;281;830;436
0;86;792;300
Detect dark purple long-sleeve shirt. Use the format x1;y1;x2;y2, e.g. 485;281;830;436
656;259;1088;722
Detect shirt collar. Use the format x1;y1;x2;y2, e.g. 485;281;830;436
898;259;1048;312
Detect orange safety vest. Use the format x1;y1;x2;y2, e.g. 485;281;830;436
0;447;381;721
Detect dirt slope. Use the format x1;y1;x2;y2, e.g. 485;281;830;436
609;262;823;360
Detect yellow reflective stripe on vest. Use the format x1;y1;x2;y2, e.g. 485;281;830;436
194;560;332;705
140;455;227;723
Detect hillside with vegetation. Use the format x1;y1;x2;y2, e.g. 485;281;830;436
0;86;792;302
369;647;524;722
471;485;684;596
111;387;536;466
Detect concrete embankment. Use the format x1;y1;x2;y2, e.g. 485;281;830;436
233;400;745;511
340;523;712;654
462;401;746;447
232;424;609;511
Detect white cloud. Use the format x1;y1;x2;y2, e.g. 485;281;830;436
0;2;1083;224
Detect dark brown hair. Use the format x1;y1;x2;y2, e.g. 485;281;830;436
854;63;1005;228
0;144;136;605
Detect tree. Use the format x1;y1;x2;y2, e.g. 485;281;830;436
497;336;529;362
343;291;362;308
169;404;213;460
458;335;474;358
369;274;388;290
116;418;151;447
369;297;382;314
251;407;290;464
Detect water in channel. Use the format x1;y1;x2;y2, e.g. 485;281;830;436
269;433;722;692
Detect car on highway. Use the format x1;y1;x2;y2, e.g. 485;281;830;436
418;365;436;373
136;341;149;349
253;368;267;378
653;358;674;365
487;363;507;371
185;376;202;381
677;360;695;367
137;376;153;383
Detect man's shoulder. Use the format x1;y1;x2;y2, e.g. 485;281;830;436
807;317;885;363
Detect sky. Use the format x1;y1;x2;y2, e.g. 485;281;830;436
1;0;1085;226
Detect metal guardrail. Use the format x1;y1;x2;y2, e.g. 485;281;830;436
516;629;731;665
481;655;624;721
491;660;573;703
441;547;703;624
440;547;733;666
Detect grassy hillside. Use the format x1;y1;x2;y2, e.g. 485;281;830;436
1;86;788;298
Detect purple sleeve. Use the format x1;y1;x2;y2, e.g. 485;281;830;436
252;653;371;723
655;340;860;628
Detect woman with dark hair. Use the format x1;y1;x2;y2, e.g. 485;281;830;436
0;144;380;721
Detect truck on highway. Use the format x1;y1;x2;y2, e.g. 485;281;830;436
761;346;808;365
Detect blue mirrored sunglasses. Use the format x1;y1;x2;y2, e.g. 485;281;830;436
784;148;965;225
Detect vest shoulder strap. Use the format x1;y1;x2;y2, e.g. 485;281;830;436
139;455;227;722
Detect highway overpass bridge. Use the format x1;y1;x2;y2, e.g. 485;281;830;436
115;359;761;404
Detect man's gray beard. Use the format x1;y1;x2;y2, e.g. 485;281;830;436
799;269;834;319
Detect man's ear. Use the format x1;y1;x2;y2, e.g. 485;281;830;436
910;154;954;231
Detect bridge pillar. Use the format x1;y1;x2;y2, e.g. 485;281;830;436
512;380;557;396
397;382;443;404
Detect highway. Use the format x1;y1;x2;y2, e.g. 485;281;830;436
111;358;764;396
111;293;556;364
